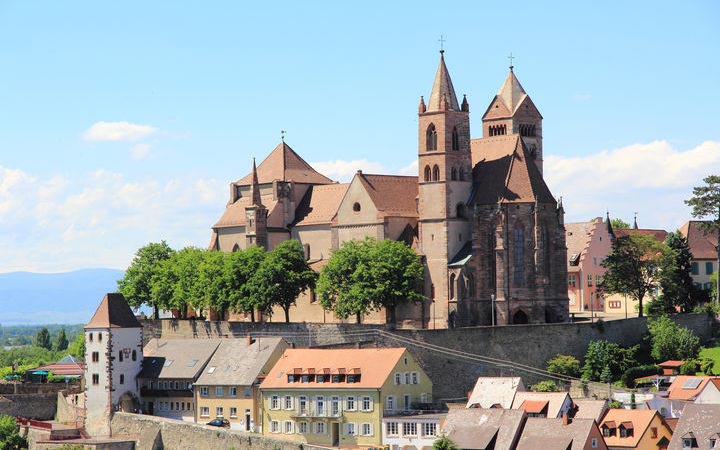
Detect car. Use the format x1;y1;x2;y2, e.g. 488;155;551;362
206;418;230;428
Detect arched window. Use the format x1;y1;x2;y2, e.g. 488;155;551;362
513;226;525;286
449;274;456;299
451;168;457;181
456;203;466;219
451;127;460;151
424;165;431;181
459;168;465;181
432;165;440;181
353;202;361;212
426;124;437;151
232;243;240;252
513;310;529;324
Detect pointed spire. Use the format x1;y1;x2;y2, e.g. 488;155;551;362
418;96;426;114
606;211;615;239
461;94;469;112
427;51;460;112
249;158;262;207
497;67;528;113
633;212;638;230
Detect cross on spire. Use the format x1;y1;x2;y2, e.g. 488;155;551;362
438;35;446;53
508;52;515;70
281;130;286;142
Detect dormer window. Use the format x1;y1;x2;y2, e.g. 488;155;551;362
426;124;437;151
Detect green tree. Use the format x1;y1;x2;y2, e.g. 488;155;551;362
611;218;631;229
225;246;267;322
68;333;86;360
318;238;424;324
657;232;698;313
0;414;28;449
250;240;317;323
151;247;205;319
118;241;175;318
55;328;69;352
581;340;638;382
433;435;459;450
532;380;560;392
685;174;720;303
195;250;230;318
600;232;668;318
647;316;700;362
546;354;581;378
34;327;51;350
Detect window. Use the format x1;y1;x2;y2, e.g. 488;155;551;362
404;372;411;384
216;387;223;397
587;274;593;286
298;421;308;434
424;165;431;182
459;167;465;181
403;422;417;436
284;421;293;434
92;352;99;362
200;387;209;397
271;395;280;410
609;300;621;309
298;396;308;415
404;394;411;410
395;373;401;385
98;333;102;342
89;333;93;342
432;165;440;181
707;262;714;275
345;422;356;436
216;406;223;417
568;275;576;287
270;420;279;433
420;393;429;403
244;387;251;398
317;374;328;383
361;396;372;412
119;350;124;362
119;374;124;384
692;262;699;275
451;127;459;151
386;422;399;436
229;407;237;418
619;426;633;438
315;422;326;434
513;227;525;286
596;274;601;285
651;427;657;438
451;167;457;181
330;396;341;416
411;372;419;384
710;438;717;448
132;350;137;361
386;396;395;411
174;381;179;390
347;374;360;383
316;396;325;415
284;395;293;410
361;423;373;436
332;374;343;383
353;202;361;212
422;423;437;437
345;396;356;411
426;124;437;151
92;373;99;385
200;407;209;417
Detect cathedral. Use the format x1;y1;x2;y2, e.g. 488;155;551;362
209;51;569;328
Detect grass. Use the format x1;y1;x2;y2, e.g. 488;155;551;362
699;339;720;371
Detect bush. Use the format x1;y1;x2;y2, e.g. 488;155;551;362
680;359;700;375
532;380;560;392
608;400;623;409
647;316;700;361
546;354;581;378
621;364;661;388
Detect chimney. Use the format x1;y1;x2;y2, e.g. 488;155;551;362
562;411;571;426
246;334;253;346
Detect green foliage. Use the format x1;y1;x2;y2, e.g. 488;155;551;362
0;414;28;449
621;365;660;388
693;297;720;316
68;333;86;360
656;232;699;313
546;354;581;378
685;174;720;303
532;380;560;392
0;345;64;369
610;218;631;229
117;241;175;318
608;400;623;409
581;340;638;383
225;246;267;322
0;324;83;347
433;435;459;450
700;357;715;375
680;359;700;375
647;316;700;362
600;233;668;318
34;327;51;350
318;238;424;324
55;328;69;352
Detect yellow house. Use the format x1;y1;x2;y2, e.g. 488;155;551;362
193;336;287;431
599;409;672;450
259;347;432;447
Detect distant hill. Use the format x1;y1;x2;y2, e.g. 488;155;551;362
0;269;125;325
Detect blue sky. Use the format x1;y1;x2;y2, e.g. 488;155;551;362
0;1;719;272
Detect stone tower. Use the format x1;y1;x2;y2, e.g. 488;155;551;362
482;66;544;174
417;50;473;328
245;158;268;249
84;293;143;436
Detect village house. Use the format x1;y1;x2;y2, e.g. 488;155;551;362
510;391;574;419
665;375;716;402
441;408;526;450
692;378;720;405
566;216;614;314
466;376;526;409
599;409;672;450
381;412;445;449
667;403;720;450
679;220;719;293
516;416;608;450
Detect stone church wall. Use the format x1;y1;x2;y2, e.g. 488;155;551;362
141;313;716;401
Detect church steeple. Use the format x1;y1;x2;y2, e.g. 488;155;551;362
249;157;262;207
245;158;268;249
497;67;528;114
427;51;460;112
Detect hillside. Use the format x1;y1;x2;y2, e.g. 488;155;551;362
0;269;125;325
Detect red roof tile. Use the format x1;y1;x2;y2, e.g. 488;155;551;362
679;221;718;260
356;173;419;217
236;142;334;186
85;293;141;329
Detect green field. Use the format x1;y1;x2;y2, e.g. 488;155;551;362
699;340;720;372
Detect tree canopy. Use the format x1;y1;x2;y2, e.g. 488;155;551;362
55;328;68;352
647;316;700;362
546;354;581;378
317;238;424;324
655;231;699;313
685;174;720;303
581;340;638;382
610;218;631;229
600;232;668;317
225;246;267;322
433;435;459;450
117;241;175;318
34;327;51;350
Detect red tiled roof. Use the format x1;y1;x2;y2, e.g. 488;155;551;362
520;400;548;414
85;293;141;329
293;184;349;226
660;360;684;368
236;142;334;186
213;195;279;228
356;173;419;218
679;220;719;260
614;228;668;243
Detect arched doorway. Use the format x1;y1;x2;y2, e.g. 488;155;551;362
512;310;529;324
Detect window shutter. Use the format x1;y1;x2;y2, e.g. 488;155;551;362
369;423;374;436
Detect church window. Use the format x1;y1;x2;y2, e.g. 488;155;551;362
353;202;361;212
232;243;240;252
449;274;456;299
120;374;124;384
132;350;137;361
426;124;437;151
424;165;431;182
513;227;525;286
456;203;466;219
459;168;465;181
303;243;311;260
119;351;123;362
432;165;440;181
451;168;457;181
451;126;460;151
513;310;529;324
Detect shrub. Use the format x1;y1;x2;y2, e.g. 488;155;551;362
621;364;661;388
680;359;700;375
546;354;581;378
532;380;560;392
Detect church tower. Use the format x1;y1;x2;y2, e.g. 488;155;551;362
418;50;473;328
245;158;268;249
482;65;544;174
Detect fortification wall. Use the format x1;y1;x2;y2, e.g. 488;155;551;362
0;392;57;420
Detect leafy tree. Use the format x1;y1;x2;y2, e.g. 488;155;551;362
195;250;230;318
611;218;631;229
250;240;317;323
318;238;424;324
546;354;581;378
225;246;267;322
608;400;623;409
647;316;700;361
581;340;638;382
680;359;700;375
686;174;720;303
68;333;86;360
600;232;668;318
55;328;69;352
151;247;205;319
0;414;27;449
532;380;560;392
433;435;459;450
118;241;175;318
700;357;715;375
657;232;698;313
34;327;51;350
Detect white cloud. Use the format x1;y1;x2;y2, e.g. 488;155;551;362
310;159;388;182
130;143;152;160
83;121;157;142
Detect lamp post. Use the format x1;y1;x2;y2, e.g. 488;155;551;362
491;294;496;326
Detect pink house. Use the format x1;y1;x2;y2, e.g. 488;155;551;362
565;216;614;313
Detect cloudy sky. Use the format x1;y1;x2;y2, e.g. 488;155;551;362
1;1;719;273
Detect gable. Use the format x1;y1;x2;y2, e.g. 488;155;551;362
513;95;543;120
335;175;381;225
482;95;513;120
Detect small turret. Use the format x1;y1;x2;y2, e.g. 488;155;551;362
418;96;426;114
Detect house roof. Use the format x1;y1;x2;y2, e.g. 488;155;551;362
426;51;460;112
614;228;668;243
292;183;349;227
511;392;571;419
85;293;142;329
679;221;719;260
666;375;716;400
442;408;526;450
668;403;720;450
138;339;221;380
236;142;334;186
660;360;685;368
565;220;600;268
213;194;279;228
259;348;410;390
31;356;85;377
516;418;602;450
194;337;285;386
355;173;419;218
470;135;556;205
599;409;660;448
520;400;549;414
572;399;608;422
466;377;525;409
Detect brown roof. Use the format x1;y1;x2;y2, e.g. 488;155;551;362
426;51;460;112
194;337;286;386
511;392;571;419
679;221;719;260
356;173;419;217
260;348;410;390
565;221;596;267
572;399;608;422
516;418;605;450
520;400;549;414
466;377;526;409
213;194;279;228
668;403;720;450
138;338;221;380
85;293;141;329
614;228;668;243
442;408;526;450
470;135;556;205
666;375;716;400
599;409;661;448
660;360;685;368
236;142;334;185
293;183;349;226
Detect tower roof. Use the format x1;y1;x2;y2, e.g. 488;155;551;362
427;51;460;112
236;142;334;186
497;68;528;114
85;293;142;329
249;158;262;207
